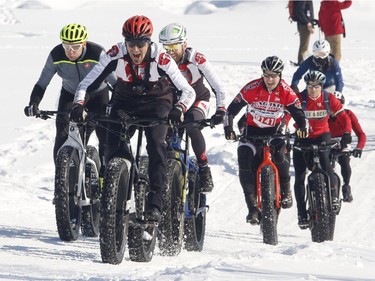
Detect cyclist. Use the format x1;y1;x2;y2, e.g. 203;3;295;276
71;15;196;223
293;70;351;229
291;40;344;97
329;91;366;202
159;23;227;193
223;56;308;225
24;23;116;172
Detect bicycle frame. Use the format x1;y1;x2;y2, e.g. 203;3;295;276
59;121;99;206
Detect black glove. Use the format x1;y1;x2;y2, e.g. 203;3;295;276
24;103;39;117
296;127;309;138
224;126;236;140
352;148;362;158
210;108;226;125
340;132;352;149
168;106;184;126
70;104;85;123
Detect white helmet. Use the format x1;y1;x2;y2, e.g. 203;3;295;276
159;23;187;44
313;40;330;59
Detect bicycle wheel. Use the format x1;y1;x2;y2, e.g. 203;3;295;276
128;156;158;262
308;171;331;243
327;172;340;240
54;146;82;241
158;158;184;256
184;159;206;252
81;146;100;237
100;157;129;264
260;165;278;246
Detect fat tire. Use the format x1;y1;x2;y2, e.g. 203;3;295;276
128;156;157;262
308;172;331;243
99;157;129;264
81;146;100;237
158;158;184;256
54;146;82;241
260;166;278;246
184;159;206;252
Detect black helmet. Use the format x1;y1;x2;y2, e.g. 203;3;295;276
303;70;326;85
261;56;284;73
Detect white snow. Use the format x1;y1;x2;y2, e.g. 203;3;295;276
1;0;375;280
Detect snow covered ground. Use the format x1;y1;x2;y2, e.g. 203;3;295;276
1;0;375;280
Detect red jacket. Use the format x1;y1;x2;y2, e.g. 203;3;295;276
329;109;367;149
297;90;351;138
319;0;352;36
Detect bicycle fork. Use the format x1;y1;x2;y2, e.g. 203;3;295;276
256;146;281;209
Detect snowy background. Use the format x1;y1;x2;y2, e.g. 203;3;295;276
1;0;375;280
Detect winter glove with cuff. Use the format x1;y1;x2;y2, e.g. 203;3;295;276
210;108;226;125
70;104;85;123
340;132;352;149
352;148;362;158
168;106;184;126
24;103;39;117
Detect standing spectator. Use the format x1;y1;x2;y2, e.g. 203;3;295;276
159;23;227;193
329;92;366;203
24;23;117;171
72;15;196;223
292;0;315;65
319;0;352;62
291;40;344;95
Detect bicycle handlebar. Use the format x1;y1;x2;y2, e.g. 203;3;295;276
293;140;340;152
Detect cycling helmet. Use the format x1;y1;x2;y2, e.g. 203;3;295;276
122;15;153;40
312;39;330;59
333;91;345;104
60;24;88;44
261;56;284;73
159;23;187;44
304;70;326;85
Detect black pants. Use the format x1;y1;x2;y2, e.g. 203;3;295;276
54;88;109;166
337;154;351;186
237;138;290;200
106;101;172;212
183;107;207;167
293;132;337;216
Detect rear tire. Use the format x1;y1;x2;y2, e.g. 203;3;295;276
81;146;100;237
128;156;157;262
54;146;81;241
100;157;129;264
158;158;184;256
260;166;278;246
184;159;206;252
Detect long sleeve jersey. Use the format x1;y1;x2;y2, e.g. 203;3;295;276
28;41;117;105
291;55;344;93
329;109;366;149
173;47;226;110
298;90;351;138
74;42;195;112
225;78;306;134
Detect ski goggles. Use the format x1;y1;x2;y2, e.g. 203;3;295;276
163;43;182;52
62;43;83;52
126;39;150;48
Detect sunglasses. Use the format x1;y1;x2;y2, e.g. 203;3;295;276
126;39;150;48
163;43;182;52
262;72;280;79
306;84;322;89
62;43;83;52
313;51;329;59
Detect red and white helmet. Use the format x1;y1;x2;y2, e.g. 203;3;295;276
122;15;153;40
